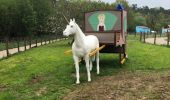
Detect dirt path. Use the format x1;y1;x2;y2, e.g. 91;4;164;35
0;38;65;59
63;71;170;100
146;37;169;45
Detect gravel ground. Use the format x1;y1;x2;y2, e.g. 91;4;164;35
145;37;169;45
63;71;170;100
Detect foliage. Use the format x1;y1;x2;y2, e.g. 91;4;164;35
0;0;18;36
0;0;170;36
0;0;54;37
30;0;55;35
134;6;170;31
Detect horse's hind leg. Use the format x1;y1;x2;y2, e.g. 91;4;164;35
96;51;100;74
85;55;91;82
90;57;93;71
73;55;80;84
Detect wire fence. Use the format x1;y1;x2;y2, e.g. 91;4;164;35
0;34;67;59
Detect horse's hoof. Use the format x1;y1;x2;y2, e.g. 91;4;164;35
88;79;91;82
126;54;128;59
97;72;100;75
76;81;80;84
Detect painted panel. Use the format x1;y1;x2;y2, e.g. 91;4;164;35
85;11;121;32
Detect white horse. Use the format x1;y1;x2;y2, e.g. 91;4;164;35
63;18;100;84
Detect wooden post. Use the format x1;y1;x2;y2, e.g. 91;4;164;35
56;35;58;40
17;37;20;52
41;36;42;45
49;36;51;44
5;37;9;57
147;32;149;38
24;37;26;51
140;32;142;41
119;53;122;67
167;32;170;46
51;36;53;43
29;36;31;48
144;32;146;43
154;33;157;45
45;36;46;45
35;37;38;47
52;37;54;43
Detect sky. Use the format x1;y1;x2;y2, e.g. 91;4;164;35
101;0;170;9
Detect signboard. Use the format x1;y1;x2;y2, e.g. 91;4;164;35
85;11;121;32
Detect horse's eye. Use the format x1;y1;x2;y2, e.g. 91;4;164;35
71;25;73;28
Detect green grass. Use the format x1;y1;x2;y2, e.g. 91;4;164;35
0;35;170;99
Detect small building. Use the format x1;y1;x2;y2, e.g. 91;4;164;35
136;26;151;33
162;25;170;34
162;28;170;34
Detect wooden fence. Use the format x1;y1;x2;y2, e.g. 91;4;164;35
138;32;170;46
0;35;67;59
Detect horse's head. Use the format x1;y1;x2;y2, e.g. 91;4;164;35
63;18;77;37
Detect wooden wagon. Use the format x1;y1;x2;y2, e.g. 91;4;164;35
84;10;128;65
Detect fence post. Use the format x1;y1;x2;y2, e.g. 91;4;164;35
56;35;58;41
35;37;38;47
49;35;51;44
147;32;149;38
51;36;54;43
29;36;31;48
154;33;157;45
144;32;146;43
44;36;46;45
41;35;42;45
5;37;9;57
140;32;142;41
167;32;170;46
135;32;137;37
24;37;26;51
17;37;20;52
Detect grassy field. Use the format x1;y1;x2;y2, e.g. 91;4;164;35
0;35;170;100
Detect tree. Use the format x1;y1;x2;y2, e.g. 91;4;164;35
15;0;36;36
30;0;54;34
0;0;17;36
0;0;36;37
134;13;146;26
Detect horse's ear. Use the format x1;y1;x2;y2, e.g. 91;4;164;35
73;18;75;23
70;19;72;22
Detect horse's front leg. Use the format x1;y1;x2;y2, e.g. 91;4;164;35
73;55;80;84
85;55;91;82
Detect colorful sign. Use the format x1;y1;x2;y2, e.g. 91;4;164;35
85;11;122;32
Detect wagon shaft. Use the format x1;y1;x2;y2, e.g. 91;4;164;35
64;45;106;56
